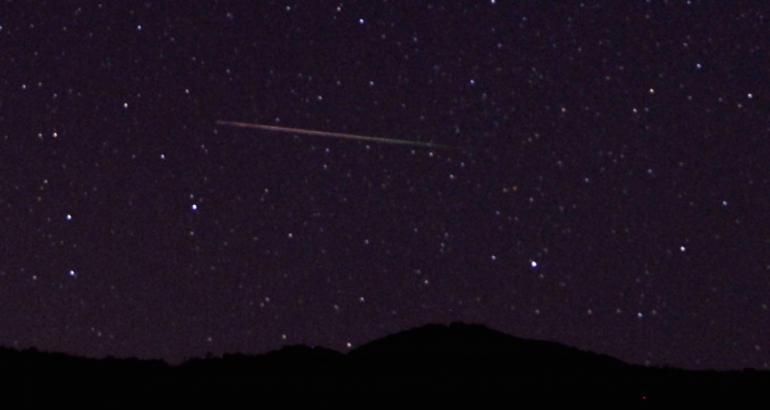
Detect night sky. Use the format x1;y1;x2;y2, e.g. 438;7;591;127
2;1;769;370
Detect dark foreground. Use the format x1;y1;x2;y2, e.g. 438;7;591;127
4;323;768;407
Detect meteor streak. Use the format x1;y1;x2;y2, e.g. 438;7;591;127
216;120;452;149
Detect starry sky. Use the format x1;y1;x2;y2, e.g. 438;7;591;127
2;1;769;370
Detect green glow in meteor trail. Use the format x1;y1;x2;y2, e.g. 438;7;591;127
216;120;453;149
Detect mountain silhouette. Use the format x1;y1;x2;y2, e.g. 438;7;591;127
5;322;769;407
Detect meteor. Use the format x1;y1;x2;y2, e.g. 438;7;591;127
216;120;453;149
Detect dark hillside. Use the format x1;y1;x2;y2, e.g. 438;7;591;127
5;323;769;407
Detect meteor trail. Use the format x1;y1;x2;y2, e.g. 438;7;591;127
216;120;453;149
